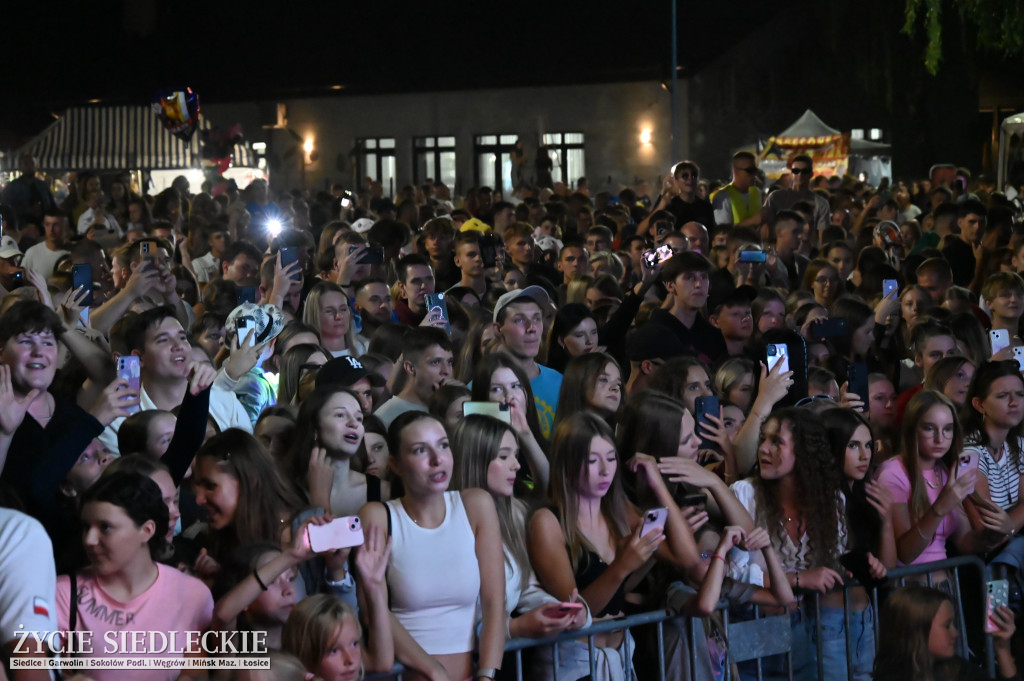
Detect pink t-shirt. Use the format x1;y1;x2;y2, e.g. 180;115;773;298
56;564;213;681
876;457;956;565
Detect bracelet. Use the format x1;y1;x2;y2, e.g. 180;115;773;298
253;568;269;591
712;553;726;564
476;668;500;680
915;524;932;542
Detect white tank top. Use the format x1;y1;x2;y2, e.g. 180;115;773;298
385;492;481;655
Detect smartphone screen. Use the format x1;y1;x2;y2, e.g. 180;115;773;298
738;250;767;263
463;401;512;424
72;264;94;307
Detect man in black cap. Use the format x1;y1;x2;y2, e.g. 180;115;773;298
624;322;687;396
316;355;387;414
646;252;727;366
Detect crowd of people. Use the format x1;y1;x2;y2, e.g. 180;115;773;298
1;148;1024;681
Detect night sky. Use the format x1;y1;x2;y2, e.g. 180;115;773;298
2;0;788;145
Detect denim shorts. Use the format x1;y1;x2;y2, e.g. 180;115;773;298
818;605;875;681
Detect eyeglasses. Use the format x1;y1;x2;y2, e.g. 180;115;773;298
735;166;756;174
791;167;813;175
795;394;836;407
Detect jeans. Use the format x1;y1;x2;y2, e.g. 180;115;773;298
818;605;875;681
738;607;817;681
991;534;1024;571
529;630;636;681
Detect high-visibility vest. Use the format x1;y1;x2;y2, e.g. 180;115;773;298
713;183;762;224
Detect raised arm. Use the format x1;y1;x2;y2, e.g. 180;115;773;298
354;524;394;673
732;361;792;478
629;453;701;573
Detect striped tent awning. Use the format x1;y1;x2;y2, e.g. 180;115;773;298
15;106;254;172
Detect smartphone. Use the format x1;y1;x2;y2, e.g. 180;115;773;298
116;355;141;415
307;516;365;553
357;246;385;265
280;246;300;281
479;236;498;268
882;279;899;299
541;602;584;618
848;361;869;404
679;493;707;508
810;318;846;339
991;329;1011;357
958;451;980;495
840;549;885;588
643;244;676;268
424;292;451;334
140;240;155;267
641;507;668;537
236;316;255;348
463;401;512;424
72;264;94;307
1014;346;1024;372
694;395;719;449
986;579;1010;634
738;250;767;263
237;286;257;306
766;343;790;374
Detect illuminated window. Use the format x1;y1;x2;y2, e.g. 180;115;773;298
542;132;586;188
356;138;396;197
413;136;456;191
474;134;518;195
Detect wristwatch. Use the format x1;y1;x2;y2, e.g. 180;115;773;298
476;668;499;680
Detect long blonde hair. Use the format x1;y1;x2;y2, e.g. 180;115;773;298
451;415;529;591
303;281;362;354
899;390;962;522
282;595;363;681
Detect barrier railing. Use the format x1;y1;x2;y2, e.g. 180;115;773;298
366;554;997;681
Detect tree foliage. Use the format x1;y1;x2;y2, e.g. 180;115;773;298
903;0;1024;74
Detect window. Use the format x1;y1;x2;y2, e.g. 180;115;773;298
850;129;865;140
869;128;883;141
474;134;518;195
356;138;396;197
542;132;586;189
413;136;456;191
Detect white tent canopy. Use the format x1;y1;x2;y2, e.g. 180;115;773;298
773;109;891;154
998;112;1024;189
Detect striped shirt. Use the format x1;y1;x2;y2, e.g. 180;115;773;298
965;436;1024;510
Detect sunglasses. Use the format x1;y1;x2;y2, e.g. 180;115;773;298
677;172;698;180
735;166;757;174
791;167;813;175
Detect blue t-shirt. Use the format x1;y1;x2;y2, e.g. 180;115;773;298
531;365;562;440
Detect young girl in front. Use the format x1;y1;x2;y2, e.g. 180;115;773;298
528;411;701;681
554;352;623;427
359;411;505;681
819;408;893;681
287;386;390;517
729;407;846;681
876;390;989;582
451;414;588;644
56;471;213;680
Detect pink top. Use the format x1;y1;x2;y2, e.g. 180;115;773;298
56;564;213;681
876;457;956;565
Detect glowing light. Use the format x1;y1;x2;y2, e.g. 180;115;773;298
303;137;314;154
267;219;283;236
640;128;652;145
252;142;267;152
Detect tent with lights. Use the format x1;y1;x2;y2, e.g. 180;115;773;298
6;105;260;191
758;109;892;184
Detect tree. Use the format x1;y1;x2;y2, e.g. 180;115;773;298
903;0;1024;74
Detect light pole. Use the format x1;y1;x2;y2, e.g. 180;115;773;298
671;0;679;162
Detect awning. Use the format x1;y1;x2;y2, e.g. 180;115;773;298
13;106;254;172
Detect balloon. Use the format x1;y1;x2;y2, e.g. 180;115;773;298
151;88;200;142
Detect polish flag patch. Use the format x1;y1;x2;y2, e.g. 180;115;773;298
33;597;50;617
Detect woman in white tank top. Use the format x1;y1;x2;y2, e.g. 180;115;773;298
360;412;505;681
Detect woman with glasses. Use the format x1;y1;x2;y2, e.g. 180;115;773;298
876;390;989;582
802;259;841;310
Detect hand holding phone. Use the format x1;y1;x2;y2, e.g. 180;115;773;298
307;516;365;553
986;579;1010;633
991;329;1010;357
640;507;668;537
541;602;584;619
236;316;256;348
957;452;979;495
116;355;141;415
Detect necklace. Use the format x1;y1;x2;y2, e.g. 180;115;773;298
923;469;941;490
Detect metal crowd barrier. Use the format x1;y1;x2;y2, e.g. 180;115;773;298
366;554;997;681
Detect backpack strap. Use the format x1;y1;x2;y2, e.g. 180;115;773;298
68;572;79;635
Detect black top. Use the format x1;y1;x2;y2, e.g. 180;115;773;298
941;238;976;288
668;196;716;230
546;506;627;618
646;308;728;366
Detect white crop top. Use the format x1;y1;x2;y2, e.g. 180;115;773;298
385;491;481;655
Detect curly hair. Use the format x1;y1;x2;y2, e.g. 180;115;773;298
752;407;844;570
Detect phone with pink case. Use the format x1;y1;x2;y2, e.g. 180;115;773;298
307;516;365;552
957;451;980;495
